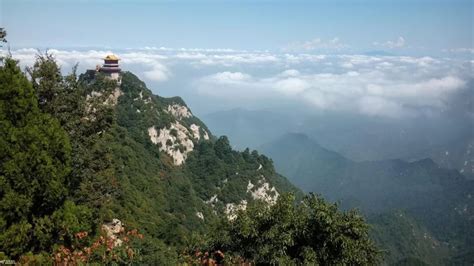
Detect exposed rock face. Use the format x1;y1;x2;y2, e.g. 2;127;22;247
86;87;123;106
247;177;279;205
190;124;201;140
108;87;123;105
148;122;194;165
143;96;152;104
102;218;124;247
85;87;123;118
167;104;192;120
88;91;103;99
196;212;204;220
223;177;279;220
133;91;144;101
225;200;248;221
247;180;255;191
205;194;218;205
133;90;152;104
203;130;210;140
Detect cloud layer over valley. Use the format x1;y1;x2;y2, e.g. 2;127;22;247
4;47;473;119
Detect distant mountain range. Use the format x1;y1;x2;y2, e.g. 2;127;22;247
202;108;304;150
203;108;473;178
259;133;474;264
408;135;474;179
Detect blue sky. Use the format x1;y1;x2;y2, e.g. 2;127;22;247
2;0;472;52
1;0;472;120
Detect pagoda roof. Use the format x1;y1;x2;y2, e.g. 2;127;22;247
104;54;120;60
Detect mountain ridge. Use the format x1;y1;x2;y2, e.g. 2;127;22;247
259;132;474;264
0;57;306;264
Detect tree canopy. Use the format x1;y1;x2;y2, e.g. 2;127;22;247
0;58;73;257
206;193;380;265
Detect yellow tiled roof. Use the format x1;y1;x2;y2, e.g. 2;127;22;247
104;54;120;60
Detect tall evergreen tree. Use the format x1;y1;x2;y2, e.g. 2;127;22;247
0;58;71;257
27;53;63;114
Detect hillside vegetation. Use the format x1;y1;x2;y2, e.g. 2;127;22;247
0;55;379;264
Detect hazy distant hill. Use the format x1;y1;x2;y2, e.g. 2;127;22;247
407;135;474;179
204;108;473;177
202;108;304;150
260;133;474;264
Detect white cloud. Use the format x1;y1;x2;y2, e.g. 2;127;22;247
274;77;309;94
138;46;239;53
205;71;252;83
284;37;348;52
195;53;279;66
175;52;207;60
7;48;172;82
279;69;300;77
6;47;471;118
358;96;408;118
373;36;406;49
341;62;354;68
143;62;171;81
197;55;469;118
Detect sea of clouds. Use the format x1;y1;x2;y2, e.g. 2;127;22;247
4;47;473;118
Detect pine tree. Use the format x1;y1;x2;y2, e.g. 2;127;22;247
0;58;71;258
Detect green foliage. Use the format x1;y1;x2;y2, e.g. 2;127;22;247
27;52;66;114
17;252;53;265
0;28;6;48
184;136;301;206
369;211;450;265
209;193;380;265
0;220;32;258
394;257;430;266
107;70;306;263
0;58;38;124
0;55;380;265
51;201;94;245
0;58;73;258
0;56;119;261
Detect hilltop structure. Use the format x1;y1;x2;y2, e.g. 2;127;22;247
85;54;122;85
98;54;122;84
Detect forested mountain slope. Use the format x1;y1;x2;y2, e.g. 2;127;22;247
260;133;474;264
0;56;299;263
0;56;378;264
107;71;301;250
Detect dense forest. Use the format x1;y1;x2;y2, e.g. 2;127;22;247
0;50;380;264
261;133;474;264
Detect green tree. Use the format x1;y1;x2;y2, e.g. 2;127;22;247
0;58;72;258
0;28;7;64
27;54;118;212
0;28;6;44
210;193;380;265
27;52;65;114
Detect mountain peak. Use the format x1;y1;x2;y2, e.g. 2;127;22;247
282;132;310;140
